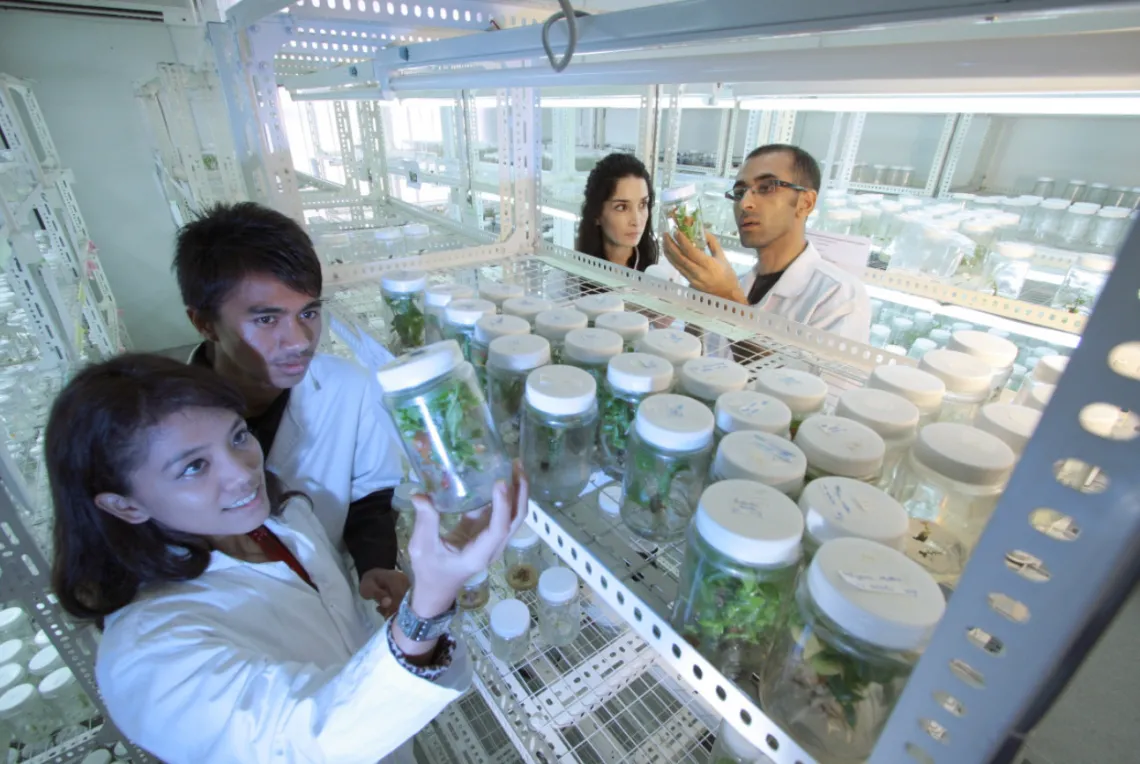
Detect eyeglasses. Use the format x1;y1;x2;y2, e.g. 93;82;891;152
725;178;809;202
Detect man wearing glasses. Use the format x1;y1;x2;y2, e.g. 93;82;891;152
663;144;871;343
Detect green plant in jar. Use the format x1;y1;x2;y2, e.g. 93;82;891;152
381;269;428;354
669;202;704;244
661;185;708;252
597;353;678;476
443;298;496;362
486;334;552;458
521;365;598;506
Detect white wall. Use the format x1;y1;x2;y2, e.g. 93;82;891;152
0;10;205;351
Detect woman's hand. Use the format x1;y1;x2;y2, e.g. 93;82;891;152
359;568;410;617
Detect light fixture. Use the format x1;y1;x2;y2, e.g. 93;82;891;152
736;95;1140;116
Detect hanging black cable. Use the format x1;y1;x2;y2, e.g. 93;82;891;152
541;0;591;73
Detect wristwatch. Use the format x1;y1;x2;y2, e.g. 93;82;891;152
395;592;457;641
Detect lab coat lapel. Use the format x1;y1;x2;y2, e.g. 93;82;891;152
755;243;821;319
265;366;316;482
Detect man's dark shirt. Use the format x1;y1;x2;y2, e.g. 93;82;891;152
747;269;786;306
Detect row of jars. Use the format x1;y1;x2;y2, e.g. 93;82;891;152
1025;176;1140;209
851;163;918;188
316;222;436;265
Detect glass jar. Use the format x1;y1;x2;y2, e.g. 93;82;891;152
1084;182;1110;206
1051;254;1113;316
402;223;432;254
671;479;803;688
1061;179;1087;203
958;221;994;280
678;357;749;408
574;293;625;326
919;349;993;424
987;241;1033;298
890;422;1015;584
897;166;915;187
478;280;525;309
973;403;1040;457
501;295;554;326
39;667;94;727
27;647;62;679
714;390;792;440
634;328;702;371
381;269;428;356
376;341;510;514
458;569;490;611
947;330;1019;400
798;477;909;560
928;328;951;348
563;327;624;387
835;388;919;491
1013;354;1066;408
373;227;405;258
521;365;598;506
869;324;890;348
594;310;650;351
599;353;674;478
535;308;588;364
761;538;945;763
795;415;886;484
710;719;772;764
391;482;420;571
620;394;715;540
489;599;531;664
870;164;888;184
471;314;530;388
823;208;862;235
504;524;546;591
0;639;29;668
1088;207;1132;253
537;567;581;647
661;184;707;251
1105;186;1130;208
1022;382;1054;413
1032;177;1055;197
1056;205;1098;249
874;201;905;246
711;431;807;495
0;683;58;750
487;334;552;458
907;338;936;360
752;369;829;437
888;317;915;348
0;608;33;643
424;284;475;344
1033;198;1070;243
443;298;497;362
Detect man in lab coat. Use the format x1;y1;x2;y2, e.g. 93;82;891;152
663;144;871;343
174;202;407;613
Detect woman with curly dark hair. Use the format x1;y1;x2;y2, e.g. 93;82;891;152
575;153;659;272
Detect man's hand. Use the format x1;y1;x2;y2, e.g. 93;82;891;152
359;567;410;617
662;230;749;304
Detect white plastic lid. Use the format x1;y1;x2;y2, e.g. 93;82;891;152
445;298;497;327
695;480;803;566
28;646;61;676
404;223;430;236
712;431;807;494
0;664;24;693
794;415;886;479
1069;205;1097;216
425;283;475;307
974;403;1041;455
974;196;1002;206
501;296;554;320
381;269;427;294
38;666;77;699
948;330;1018;369
465;569;489;587
606;353;674;394
880;201;904;213
376;340;464;394
373;227;403;241
489;598;530;640
1097;206;1132;219
1041;198;1071;210
0;640;22;665
919;349;993;395
538;567;579;604
835;388;920;441
0;608;26;630
478;281;525;304
392;482;422;512
488;334;551;372
595;311;650;341
474;314;530;344
563;328;624;365
870;325;891;343
1036;176;1054;182
891;317;914;331
714;390;792;435
634;393;714;451
535;308;588;341
507;524;540;549
660;184;697;203
574;293;625;320
799;477;909;550
884;344;907;356
829;208;862;222
951;322;975;333
1077;254;1115;273
995;241;1035;260
1025;382;1055;412
752;369;829;414
929;328;951;345
0;684;34;717
910;338;937;356
1090;182;1109;189
913;422;1016;486
33;629;49;648
634;329;703;366
1031;355;1068;385
679;358;749;401
525;365;596;416
961;220;993;236
807;538;945;651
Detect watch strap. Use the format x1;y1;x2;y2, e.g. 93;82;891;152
395;593;456;642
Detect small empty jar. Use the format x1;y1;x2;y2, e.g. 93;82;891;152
574;293;625;326
947;330;1019;400
403;223;432;253
535;308;589;364
504;525;545;592
1032;176;1056;198
521;366;598;506
988;241;1034;299
753;368;829;437
798;477;910;559
869;324;891;348
1051;254;1114;316
501;296;554;326
974;403;1041;457
595;311;650;351
795;415;886;484
907;338;937;361
424;284;475;344
443;298;497;362
478;280;525;309
599;353;675;478
1085;182;1110;206
835;388;919;491
1088;207;1132;253
537;567;581;648
1013;354;1067;407
563;328;624;387
919;349;993;424
458;569;490;611
714;390;793;440
889;317;915;348
634;328;703;370
1056;204;1098;249
373;227;405;258
678;357;749;407
489;599;531;664
1033;198;1071;242
1062;179;1088;203
711;431;807;495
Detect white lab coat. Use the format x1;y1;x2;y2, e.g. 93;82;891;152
96;495;470;764
739;242;872;344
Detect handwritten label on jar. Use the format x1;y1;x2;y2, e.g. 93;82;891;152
838;570;920;597
820;481;870;520
750;433;799;464
729;496;764;518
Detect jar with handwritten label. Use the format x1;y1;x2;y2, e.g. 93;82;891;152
834;388;919;491
710;431;807;496
594;311;650;351
798;477;909;560
794;415;886;485
634;328;703;371
678;357;750;407
752;369;829;437
574;293;626;326
535;308;589;364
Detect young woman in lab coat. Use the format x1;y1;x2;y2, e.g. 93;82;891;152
46;354;528;764
576;152;659;272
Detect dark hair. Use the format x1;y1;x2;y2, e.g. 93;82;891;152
576;153;659;272
745;144;822;192
173;202;322;320
46;353;281;623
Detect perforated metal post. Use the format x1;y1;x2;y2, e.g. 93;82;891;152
923;113;962;197
935;114;975;197
636;85;661;181
659;84;684;190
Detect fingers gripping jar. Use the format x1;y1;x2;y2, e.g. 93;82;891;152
574;293;625;326
867;365;945;426
443;298;497;362
563;328;624;387
794;415;886;485
521;365;599;506
620;394;715;540
595;311;650;351
711;431;807;496
501;296;554;327
714;390;793;441
377;341;511;514
487;334;552;458
425;284;475;344
599;353;674;478
834;388;919;491
535;308;589;364
798;477;909;560
678;358;749;407
381;269;428;355
752;369;829;437
634;328;703;371
671;479;803;689
761;538;945;763
919;349;993;424
662;184;707;251
472;314;531;388
538;567;581;647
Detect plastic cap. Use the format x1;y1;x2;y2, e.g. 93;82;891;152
870;324;891;343
974;403;1040;455
28;646;61;676
634;394;714;451
488;334;551;372
489;598;530;640
835;388;920;441
474;314;530;344
995;241;1035;260
919;349;993;395
714;390;792;435
884;344;907;356
794;415;886;479
807;538;945;651
507;524;540;549
0;641;22;665
574;293;625;319
634;329;703;365
910;338;937;356
425;283;475;307
373;227;403;241
1069;206;1097;216
752;369;829;414
502;296;554;320
679;358;749;402
381;269;427;294
695;480;803;566
1031;355;1068;385
564;328;624;365
606;353;673;394
948;330;1018;369
1077;254;1115;273
0;608;26;629
376;340;464;394
660;184;697;203
1025;382;1055;412
929;328;951;345
891;317;914;331
404;223;430;237
595;311;649;341
1041;198;1071;209
445;298;496;327
465;569;489;587
0;684;34;716
799;477;909;550
525;365;596;416
713;431;807;495
1097;207;1132;219
535;308;588;341
913;422;1015;485
478;281;525;304
538;567;579;604
38;666;76;699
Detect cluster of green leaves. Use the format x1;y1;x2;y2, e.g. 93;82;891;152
960;243;987;273
683;570;786;649
1065;294;1088;314
797;629;907;730
385;293;426;351
394;379;484;492
628;450;685;515
668;202;705;249
599;392;636;468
